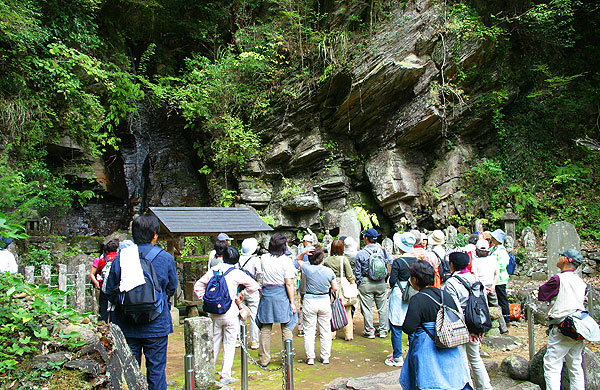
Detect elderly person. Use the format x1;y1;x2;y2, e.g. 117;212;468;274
400;261;471;390
238;238;262;349
386;232;418;367
324;239;356;341
194;247;259;385
444;252;492;390
295;234;315;336
89;238;120;322
256;233;298;367
297;245;337;364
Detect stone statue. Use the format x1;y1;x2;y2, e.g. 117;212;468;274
322;229;333;256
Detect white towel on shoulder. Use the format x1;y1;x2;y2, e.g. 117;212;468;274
118;242;146;292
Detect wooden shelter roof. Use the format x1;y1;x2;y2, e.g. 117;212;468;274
149;207;273;237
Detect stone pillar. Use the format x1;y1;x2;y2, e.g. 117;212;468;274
41;265;51;286
75;263;86;313
500;204;519;244
58;264;68;307
184;317;214;388
25;266;35;284
546;221;580;276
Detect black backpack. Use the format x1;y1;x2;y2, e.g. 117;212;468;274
454;276;492;334
433;251;452;283
119;247;165;324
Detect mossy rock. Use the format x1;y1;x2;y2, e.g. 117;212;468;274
69;236;104;254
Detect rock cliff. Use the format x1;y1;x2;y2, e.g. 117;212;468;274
54;0;513;237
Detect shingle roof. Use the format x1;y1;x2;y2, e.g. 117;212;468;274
149;207;273;236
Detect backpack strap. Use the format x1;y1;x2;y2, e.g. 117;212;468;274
419;291;442;342
143;246;163;263
454;275;473;295
398;257;411;293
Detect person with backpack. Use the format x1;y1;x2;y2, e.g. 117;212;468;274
353;228;391;339
104;215;178;390
194;246;259;385
444;252;492;390
488;229;511;331
400;260;471;390
386;232;418;367
256;233;298;367
89;238;119;322
237;237;262;349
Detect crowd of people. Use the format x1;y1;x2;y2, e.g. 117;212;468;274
80;217;595;390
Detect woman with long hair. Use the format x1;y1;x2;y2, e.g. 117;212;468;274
323;239;355;341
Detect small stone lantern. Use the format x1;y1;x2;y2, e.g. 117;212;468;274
500;203;519;243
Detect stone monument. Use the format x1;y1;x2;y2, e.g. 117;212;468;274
500;204;519;243
382;237;394;256
322;229;333;255
522;227;536;252
339;208;361;244
546;221;580;276
446;225;458;248
184;317;214;388
475;219;484;233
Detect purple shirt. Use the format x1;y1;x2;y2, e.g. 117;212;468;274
538;269;574;302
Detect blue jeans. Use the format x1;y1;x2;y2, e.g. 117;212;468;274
126;336;169;390
390;322;403;358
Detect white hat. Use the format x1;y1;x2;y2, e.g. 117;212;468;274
429;230;445;246
302;234;313;243
241;238;258;256
343;236;358;258
491;229;506;245
476;238;489;251
217;232;232;241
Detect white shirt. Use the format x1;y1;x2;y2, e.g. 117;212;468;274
0;249;17;274
260;253;296;285
471;255;498;287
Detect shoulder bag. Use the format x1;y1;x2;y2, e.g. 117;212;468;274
339;256;358;306
421;290;470;349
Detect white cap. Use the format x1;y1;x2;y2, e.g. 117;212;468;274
302;234;313;243
241;238;258;256
476;238;489;250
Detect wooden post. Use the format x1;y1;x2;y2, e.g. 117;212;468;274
184;261;193;301
25;266;35;284
75;263;86;313
527;295;535;360
41;265;51;286
589;287;595;319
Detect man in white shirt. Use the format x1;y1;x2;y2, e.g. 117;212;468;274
0;237;17;275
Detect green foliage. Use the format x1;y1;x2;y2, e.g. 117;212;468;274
354;204;379;230
0;273;88;384
180;236;211;257
220;189;237;207
24;247;53;266
260;214;276;226
280;177;304;197
0;213;27;240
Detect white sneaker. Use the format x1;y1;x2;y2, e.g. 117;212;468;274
319;357;329;364
250;341;259;349
219;376;237;385
384;357;404;367
306;358;314;365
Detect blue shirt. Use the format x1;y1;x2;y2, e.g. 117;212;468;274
105;243;178;338
302;263;335;299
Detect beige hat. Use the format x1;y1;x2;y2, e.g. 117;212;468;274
429;230;445;246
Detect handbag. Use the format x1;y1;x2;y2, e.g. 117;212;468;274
330;297;349;331
421;291;470;349
339;256;358;306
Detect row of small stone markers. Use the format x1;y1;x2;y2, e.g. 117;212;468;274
24;263;89;313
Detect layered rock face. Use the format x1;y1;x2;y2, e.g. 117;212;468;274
55;0;510;236
236;0;511;232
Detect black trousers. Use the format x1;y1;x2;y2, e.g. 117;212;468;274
495;283;511;323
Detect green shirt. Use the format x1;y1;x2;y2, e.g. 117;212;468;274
490;245;510;285
323;255;355;281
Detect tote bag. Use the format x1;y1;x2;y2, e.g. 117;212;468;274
339;256;358;306
421;291;470;349
330;297;349;331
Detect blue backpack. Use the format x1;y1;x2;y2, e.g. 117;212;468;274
203;267;235;314
119;247;165;324
507;253;517;275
